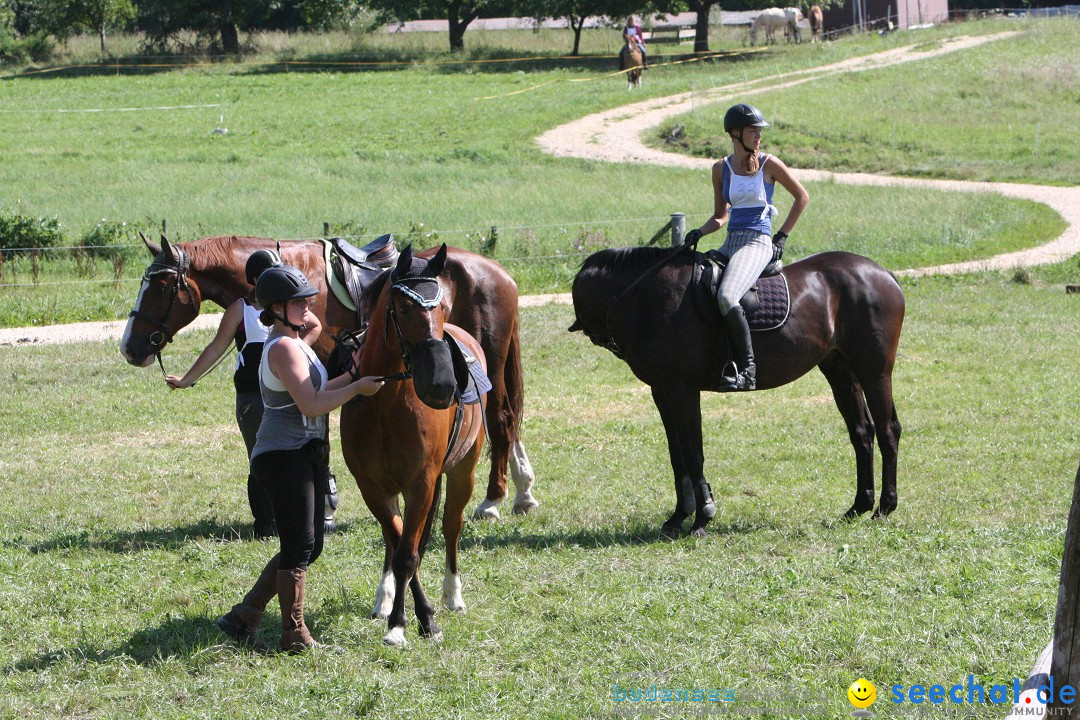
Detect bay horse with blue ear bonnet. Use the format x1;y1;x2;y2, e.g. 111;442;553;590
569;247;904;536
340;243;489;646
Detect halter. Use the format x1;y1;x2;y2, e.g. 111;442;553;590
127;247;211;381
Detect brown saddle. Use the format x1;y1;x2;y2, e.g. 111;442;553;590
326;234;399;314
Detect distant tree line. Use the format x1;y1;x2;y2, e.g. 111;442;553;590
0;0;900;61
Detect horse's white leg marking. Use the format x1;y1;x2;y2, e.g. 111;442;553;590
383;626;407;647
472;499;502;521
510;440;539;514
443;570;466;612
371;569;394;619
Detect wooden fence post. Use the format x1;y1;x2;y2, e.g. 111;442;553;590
1050;461;1080;714
670;212;686;246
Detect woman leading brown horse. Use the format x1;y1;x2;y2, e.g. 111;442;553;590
120;234;537;521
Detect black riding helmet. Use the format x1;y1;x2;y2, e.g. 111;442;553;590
724;103;770;134
254;265;318;309
245;248;282;286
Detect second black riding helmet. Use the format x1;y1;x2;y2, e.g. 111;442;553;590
724;103;770;133
255;265;318;308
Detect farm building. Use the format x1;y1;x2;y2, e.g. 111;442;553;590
822;0;950;32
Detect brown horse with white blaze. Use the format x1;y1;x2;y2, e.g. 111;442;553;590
119;234;537;520
342;244;486;645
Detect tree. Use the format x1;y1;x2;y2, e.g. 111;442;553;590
684;0;715;52
76;0;135;53
367;0;495;52
137;0;256;54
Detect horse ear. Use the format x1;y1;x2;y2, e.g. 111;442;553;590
160;235;173;258
140;231;161;257
393;244;414;279
425;243;447;278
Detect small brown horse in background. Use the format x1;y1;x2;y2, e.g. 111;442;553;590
809;5;823;42
620;38;643;90
119;234;537;520
341;244;486;646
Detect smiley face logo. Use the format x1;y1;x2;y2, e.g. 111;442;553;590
848;678;877;710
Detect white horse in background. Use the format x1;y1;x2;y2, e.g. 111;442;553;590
750;8;789;45
784;7;804;42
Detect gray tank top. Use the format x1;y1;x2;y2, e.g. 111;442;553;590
251;334;328;459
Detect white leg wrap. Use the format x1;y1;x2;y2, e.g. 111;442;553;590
472;498;501;521
383;626;407;647
510;440;539;514
371;570;394;620
443;571;466;612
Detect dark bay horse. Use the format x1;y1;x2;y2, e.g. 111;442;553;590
119;234;537;519
342;244;487;645
569;249;904;536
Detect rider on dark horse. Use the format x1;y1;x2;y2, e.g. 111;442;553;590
684;103;809;391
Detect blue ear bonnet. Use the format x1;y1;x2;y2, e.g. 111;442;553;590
391;254;443;309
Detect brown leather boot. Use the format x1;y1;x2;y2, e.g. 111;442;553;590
216;553;280;651
277;567;326;653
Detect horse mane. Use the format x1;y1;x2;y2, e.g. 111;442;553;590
182;235;253;270
577;246;675;280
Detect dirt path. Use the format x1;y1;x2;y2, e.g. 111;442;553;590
5;32;1076;348
537;30;1080;277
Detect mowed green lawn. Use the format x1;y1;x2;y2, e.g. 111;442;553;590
0;266;1078;718
0;15;1079;720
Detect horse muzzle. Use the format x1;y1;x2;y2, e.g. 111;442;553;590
408;338;457;410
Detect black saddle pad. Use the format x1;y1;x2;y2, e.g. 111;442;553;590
695;252;790;331
446;334;491;405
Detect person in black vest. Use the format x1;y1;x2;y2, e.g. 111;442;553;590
217;265;383;653
165;249;281;538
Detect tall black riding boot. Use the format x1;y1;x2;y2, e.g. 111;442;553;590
720;306;757;391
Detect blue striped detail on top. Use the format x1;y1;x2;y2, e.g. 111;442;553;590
721;154;777;236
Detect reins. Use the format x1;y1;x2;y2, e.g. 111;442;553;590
609;236;700;309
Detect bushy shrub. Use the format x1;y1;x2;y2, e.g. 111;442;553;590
80;219;144;260
0;30;53;65
0;212;64;255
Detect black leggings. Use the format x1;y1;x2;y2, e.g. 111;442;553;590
251;444;327;570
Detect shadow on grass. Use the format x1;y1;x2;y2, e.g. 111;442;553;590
4;613;289;674
10;517;359;555
457;515;776;551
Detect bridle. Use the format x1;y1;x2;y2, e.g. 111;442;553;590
385;275;468;467
127;247;208;380
595;235;702;358
384;275;445;382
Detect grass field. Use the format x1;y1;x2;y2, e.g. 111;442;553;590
0;16;1073;326
1;261;1078;718
1;15;1079;720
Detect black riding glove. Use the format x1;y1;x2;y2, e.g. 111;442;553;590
772;231;787;263
684;228;703;246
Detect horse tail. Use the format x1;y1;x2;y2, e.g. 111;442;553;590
417;474;442;560
504;316;524;445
